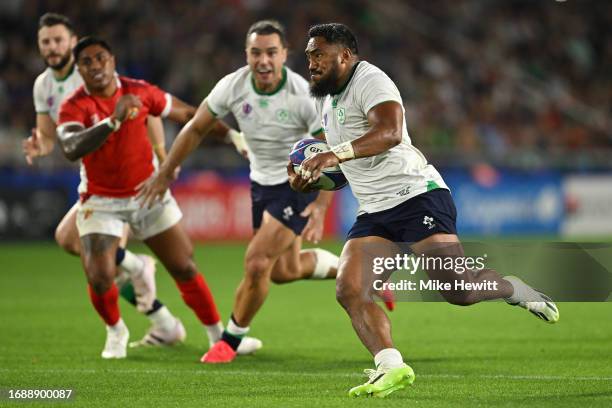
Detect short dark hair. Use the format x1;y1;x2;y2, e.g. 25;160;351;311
38;12;75;34
308;23;358;54
246;20;288;48
73;36;112;60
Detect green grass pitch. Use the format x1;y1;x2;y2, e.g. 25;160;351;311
1;242;611;407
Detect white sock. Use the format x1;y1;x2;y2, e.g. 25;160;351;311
374;348;405;370
205;321;224;343
114;269;130;288
227;316;249;337
119;250;144;275
147;306;175;332
503;276;540;303
305;248;339;279
108;318;127;332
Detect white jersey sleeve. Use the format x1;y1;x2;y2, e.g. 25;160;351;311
358;71;402;114
33;74;48;114
206;73;235;118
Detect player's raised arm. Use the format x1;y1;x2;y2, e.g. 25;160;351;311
300;101;403;182
165;96;196;125
147;115;167;162
23;114;58;165
350;101;403;156
57;94;142;161
165;96;246;153
136;100;219;207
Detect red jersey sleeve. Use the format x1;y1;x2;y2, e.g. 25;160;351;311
58;97;87;126
142;82;171;118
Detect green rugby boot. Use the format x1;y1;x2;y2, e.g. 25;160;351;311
348;364;415;398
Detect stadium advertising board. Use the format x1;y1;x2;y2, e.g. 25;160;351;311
562;175;612;236
445;170;564;235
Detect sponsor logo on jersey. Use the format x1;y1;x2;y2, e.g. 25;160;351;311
47;96;54;108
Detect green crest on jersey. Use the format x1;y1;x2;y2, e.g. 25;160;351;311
58;86;64;94
258;99;269;108
336;107;346;125
276;108;290;123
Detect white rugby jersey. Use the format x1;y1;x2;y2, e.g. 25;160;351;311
316;61;448;214
207;66;322;185
33;65;83;122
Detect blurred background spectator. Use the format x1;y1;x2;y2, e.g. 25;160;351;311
1;0;610;172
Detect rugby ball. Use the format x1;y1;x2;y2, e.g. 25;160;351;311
289;138;348;191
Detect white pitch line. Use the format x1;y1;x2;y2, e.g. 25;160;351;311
1;368;611;382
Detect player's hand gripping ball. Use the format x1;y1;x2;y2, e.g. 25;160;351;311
289;138;347;191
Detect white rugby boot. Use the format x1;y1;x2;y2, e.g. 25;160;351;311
504;276;560;323
130;317;186;347
101;319;129;359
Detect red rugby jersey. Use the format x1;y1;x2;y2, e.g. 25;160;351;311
58;76;171;197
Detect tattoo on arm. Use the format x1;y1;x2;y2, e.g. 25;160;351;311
56;120;115;161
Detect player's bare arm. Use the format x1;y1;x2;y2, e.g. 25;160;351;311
57;94;142;161
165;96;196;124
147;115;185;181
147;115;167;161
137;100;219;207
23;113;57;164
299;101;402;182
183;98;247;158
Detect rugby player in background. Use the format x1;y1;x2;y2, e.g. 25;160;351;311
138;21;395;364
24;12;185;347
55;36;259;359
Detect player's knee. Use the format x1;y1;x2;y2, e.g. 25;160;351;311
270;264;297;285
245;254;272;284
335;277;365;309
167;257;197;282
85;266;114;294
270;274;289;285
89;279;113;294
55;226;79;255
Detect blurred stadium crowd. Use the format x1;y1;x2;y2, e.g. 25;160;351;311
1;0;610;170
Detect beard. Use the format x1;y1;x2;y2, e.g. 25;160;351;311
45;51;72;70
309;64;341;98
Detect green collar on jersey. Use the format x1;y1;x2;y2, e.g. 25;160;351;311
52;62;76;82
251;66;287;96
331;61;361;107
